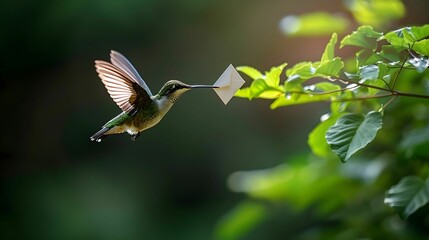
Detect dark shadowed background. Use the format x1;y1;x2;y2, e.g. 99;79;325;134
1;0;428;239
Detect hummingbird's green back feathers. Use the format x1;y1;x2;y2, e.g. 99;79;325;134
90;103;136;142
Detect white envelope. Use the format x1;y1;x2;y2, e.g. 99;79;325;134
213;64;245;104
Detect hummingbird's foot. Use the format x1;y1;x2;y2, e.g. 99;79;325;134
131;132;140;141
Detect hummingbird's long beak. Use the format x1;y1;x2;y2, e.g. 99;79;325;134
189;85;219;89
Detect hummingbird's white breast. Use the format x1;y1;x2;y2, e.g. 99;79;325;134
123;88;189;135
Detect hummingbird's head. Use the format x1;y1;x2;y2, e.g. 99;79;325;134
157;80;217;103
158;80;191;100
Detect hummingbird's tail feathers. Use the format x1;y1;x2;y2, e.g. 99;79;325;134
90;127;111;142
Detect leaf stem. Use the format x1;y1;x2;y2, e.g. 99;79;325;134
393;91;429;99
287;88;429;104
379;96;398;112
391;59;407;90
380;78;393;91
330;93;394;102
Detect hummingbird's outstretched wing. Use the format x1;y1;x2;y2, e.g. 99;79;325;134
95;60;151;114
109;50;153;96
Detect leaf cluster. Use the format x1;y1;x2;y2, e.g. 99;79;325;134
235;25;429;163
226;24;429;235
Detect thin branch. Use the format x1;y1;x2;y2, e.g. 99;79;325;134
394;91;429;99
379;96;398;112
284;88;429;105
329;93;393;102
387;66;415;70
334;77;393;93
391;59;407;90
380;77;393;91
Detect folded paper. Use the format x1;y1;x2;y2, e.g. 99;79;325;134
213;64;245;104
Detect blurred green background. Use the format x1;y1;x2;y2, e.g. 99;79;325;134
1;0;429;239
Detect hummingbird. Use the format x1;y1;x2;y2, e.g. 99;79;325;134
90;50;217;142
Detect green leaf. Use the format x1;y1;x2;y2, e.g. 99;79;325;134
326;111;383;162
279;12;349;36
284;62;316;90
273;81;342;109
378;45;407;62
284;75;304;92
402;29;415;44
377;63;392;83
408;25;429;41
285;58;343;83
357;64;390;95
259;91;284;99
315;57;344;77
265;63;287;87
234;87;251;99
236;66;262;80
321;33;337;62
330;101;346;115
214;201;267;240
308;82;342;92
270;95;312;109
235;64;286;99
248;79;283;99
340;26;382;50
398;25;429;43
270;92;333;109
359;65;379;81
285;61;315;79
412;39;429;56
356;49;382;67
308;114;342;159
383;25;429;49
250;79;269;99
383;29;407;47
385;176;429;219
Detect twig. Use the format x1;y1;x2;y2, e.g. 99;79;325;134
391;59;407;90
379;96;398;112
334;77;393;93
